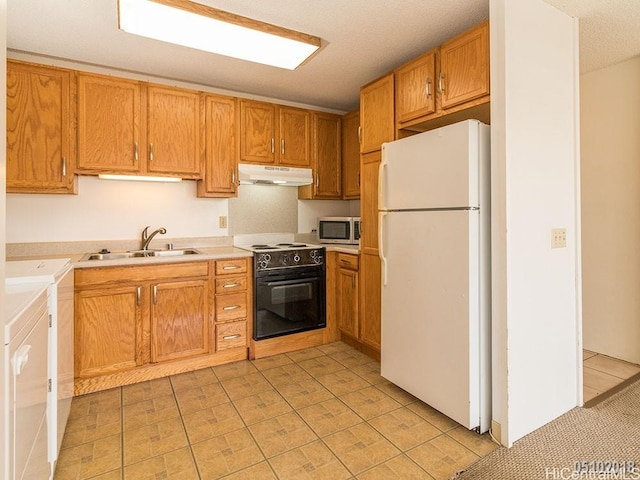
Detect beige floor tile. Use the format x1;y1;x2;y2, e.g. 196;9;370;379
252;353;294;371
68;389;122;420
583;366;624;392
122;417;188;466
122;378;173;406
317;341;354;355
324;423;400;475
169;367;218;391
286;346;326;363
376;381;418;406
583;385;601;403
368;407;441;451
233;388;292;425
123;394;179;431
174;381;230;415
269;440;351;480
297;398;363;437
299;355;346;377
61;407;121;449
583;349;597;360
223;461;278;480
220;372;272;400
54;434;122;480
357;454;435;479
123;447;197;480
82;469;123;480
213;359;259;381
406;402;458;432
351;362;386;385
584;354;640;380
331;349;377;369
340;386;402;420
275;378;335;410
261;363;313;386
407;434;479;480
446;426;500;457
191;428;264;478
182;402;245;444
249;412;319;458
316;369;370;396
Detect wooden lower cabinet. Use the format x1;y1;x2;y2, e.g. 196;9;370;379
359;252;381;352
337;253;359;338
74;258;251;395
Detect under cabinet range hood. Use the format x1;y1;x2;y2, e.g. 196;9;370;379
238;163;313;186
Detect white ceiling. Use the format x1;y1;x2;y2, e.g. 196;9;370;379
7;1;640;112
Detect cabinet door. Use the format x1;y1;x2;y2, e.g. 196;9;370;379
360;73;394;154
197;94;238;197
440;21;489;110
395;50;436;124
279;106;311;167
77;73;142;173
75;285;143;378
313;112;341;198
240;100;276;164
151;279;210;363
342;110;360;199
6;61;75;193
338;267;359;338
147;85;202;177
360;151;381;253
360;253;381;351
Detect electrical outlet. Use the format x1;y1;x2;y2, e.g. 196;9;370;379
219;216;227;228
551;228;567;248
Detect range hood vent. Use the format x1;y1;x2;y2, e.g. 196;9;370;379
238;163;313;186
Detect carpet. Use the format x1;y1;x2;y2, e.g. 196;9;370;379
452;380;640;479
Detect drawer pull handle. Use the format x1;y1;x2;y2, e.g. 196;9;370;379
223;334;241;340
223;283;241;288
223;265;240;270
223;305;240;311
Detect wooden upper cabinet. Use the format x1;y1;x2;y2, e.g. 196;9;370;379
147;85;202;178
395;50;436;124
360;73;395;154
360;150;381;253
342;110;360;199
240;99;276;164
314;112;341;198
6;60;76;194
197;94;238;198
77;73;142;174
439;20;489;110
279;106;311;167
240;100;311;167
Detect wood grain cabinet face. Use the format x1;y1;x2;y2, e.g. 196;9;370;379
342;110;361;199
395;50;437;124
6;61;76;194
360;73;395;154
279;106;311;167
360;151;381;253
197;94;238;198
240;100;276;164
214;258;250;353
299;112;341;199
336;254;359;339
359;252;381;351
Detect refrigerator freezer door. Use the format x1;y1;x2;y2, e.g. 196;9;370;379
380;120;483;211
380;209;482;430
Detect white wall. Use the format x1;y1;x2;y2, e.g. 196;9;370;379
490;0;581;446
580;56;640;365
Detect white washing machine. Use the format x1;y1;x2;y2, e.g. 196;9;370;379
6;258;74;478
4;282;51;480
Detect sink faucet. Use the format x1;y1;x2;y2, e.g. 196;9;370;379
140;226;167;251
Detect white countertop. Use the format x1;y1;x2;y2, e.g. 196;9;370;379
5;281;49;344
323;244;360;254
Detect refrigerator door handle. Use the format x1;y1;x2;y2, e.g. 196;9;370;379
378;150;388;210
379;212;388;286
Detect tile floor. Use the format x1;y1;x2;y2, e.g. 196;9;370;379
54;341;499;480
583;349;640;403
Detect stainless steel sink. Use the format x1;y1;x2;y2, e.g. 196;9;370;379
80;248;202;262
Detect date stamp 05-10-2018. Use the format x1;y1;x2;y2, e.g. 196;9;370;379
544;461;639;480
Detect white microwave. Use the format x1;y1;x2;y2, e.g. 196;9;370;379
317;217;361;244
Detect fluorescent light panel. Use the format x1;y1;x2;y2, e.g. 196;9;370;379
117;0;321;70
98;174;182;183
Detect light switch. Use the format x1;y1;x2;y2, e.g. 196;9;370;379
219;216;227;228
551;228;566;248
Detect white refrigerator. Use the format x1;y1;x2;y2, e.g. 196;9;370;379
379;119;491;433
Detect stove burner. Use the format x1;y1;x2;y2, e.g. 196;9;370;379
251;244;270;248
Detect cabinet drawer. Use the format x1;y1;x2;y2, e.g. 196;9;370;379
216;292;247;322
215;275;248;293
216;258;248;275
337;253;359;270
216;321;247;351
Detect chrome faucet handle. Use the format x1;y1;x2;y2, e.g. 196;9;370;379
141;226;150;240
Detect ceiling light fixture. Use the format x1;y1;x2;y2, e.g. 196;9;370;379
117;0;321;70
98;174;182;183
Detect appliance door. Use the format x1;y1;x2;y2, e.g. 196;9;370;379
254;267;326;340
380;120;481;211
318;219;352;243
379;209;482;430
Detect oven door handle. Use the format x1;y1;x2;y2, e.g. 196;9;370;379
264;277;320;287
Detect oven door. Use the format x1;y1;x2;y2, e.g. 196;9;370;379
254;266;326;340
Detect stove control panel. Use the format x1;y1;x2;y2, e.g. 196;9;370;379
255;248;324;271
